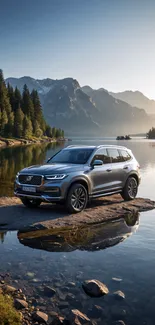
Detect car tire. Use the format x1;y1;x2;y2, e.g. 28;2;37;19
121;176;138;201
20;197;41;208
66;183;88;213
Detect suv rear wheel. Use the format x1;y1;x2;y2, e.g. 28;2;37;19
121;176;138;201
66;183;88;213
20;197;41;208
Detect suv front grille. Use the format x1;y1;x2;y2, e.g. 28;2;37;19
18;175;42;186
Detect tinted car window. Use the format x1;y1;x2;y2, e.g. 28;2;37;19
107;148;121;163
91;148;111;164
48;148;94;164
120;149;131;161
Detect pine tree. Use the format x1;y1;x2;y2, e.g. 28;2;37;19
33;120;43;138
4;111;14;137
22;84;34;121
0;110;8;136
7;83;15;110
14;87;22;112
0;69;11;135
31;89;44;128
52;127;56;138
14;106;24;138
23;116;33;138
45;125;53;137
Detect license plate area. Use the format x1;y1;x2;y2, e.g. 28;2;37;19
22;186;36;193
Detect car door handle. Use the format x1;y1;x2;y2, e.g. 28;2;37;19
106;169;112;172
123;166;129;170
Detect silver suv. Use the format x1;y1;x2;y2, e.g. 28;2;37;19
14;145;141;213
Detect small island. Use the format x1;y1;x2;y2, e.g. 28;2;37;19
146;127;155;139
116;135;131;140
0;69;64;147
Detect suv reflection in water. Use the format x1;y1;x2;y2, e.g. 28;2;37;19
18;212;139;253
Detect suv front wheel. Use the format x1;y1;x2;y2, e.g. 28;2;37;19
20;197;41;208
121;176;138;201
66;183;88;213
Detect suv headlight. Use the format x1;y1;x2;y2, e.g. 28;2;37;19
15;172;19;181
45;174;67;180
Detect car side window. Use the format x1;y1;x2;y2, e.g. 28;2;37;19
119;149;131;161
107;148;121;163
91;148;111;164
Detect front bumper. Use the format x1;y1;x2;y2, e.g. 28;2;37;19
14;191;64;202
14;180;67;202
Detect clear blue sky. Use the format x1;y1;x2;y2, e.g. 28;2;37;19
0;0;155;98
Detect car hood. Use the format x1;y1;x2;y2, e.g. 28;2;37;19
20;163;89;175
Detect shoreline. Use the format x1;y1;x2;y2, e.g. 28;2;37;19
0;195;154;232
0;137;67;148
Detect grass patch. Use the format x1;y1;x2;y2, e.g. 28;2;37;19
0;293;21;325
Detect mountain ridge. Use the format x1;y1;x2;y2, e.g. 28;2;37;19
110;90;155;114
6;76;152;136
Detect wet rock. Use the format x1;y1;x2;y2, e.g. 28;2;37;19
111;306;126;320
87;305;104;318
113;321;126;325
48;311;58;318
50;316;65;324
58;301;70;309
66;309;93;324
44;285;56;297
82;279;109;297
14;298;28;310
68;282;76;287
26;272;35;278
112;278;122;283
32;310;48;323
113;290;125;300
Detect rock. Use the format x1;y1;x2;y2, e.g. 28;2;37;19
32;311;48;323
113;290;125;300
14;298;28;310
66;309;93;324
48;311;58;318
112;278;122;283
50;316;65;324
111;306;126;320
3;284;16;293
87;305;103;318
58;301;69;310
26;272;35;278
82;279;109;297
44;286;56;297
113;321;126;325
68;282;76;287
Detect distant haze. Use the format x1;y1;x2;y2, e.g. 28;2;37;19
0;0;155;99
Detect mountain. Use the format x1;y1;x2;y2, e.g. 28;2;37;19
6;77;152;136
110;90;155;115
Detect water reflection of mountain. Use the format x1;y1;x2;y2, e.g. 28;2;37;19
18;213;139;253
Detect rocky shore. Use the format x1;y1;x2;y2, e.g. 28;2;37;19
0;137;66;148
0;274;127;325
0;195;154;231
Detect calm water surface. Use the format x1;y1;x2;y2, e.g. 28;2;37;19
0;137;155;324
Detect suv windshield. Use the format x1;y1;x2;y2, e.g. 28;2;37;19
48;148;94;164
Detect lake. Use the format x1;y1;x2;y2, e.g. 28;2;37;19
0;137;155;324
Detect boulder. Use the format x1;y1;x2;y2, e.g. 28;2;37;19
14;298;28;310
82;279;109;297
66;309;93;324
32;310;48;323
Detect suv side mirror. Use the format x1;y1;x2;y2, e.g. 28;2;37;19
92;159;103;167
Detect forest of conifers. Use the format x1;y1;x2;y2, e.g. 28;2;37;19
0;69;64;139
